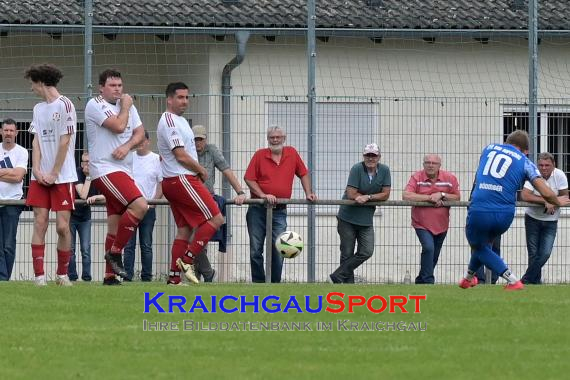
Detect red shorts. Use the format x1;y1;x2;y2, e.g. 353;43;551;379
162;174;221;228
26;181;75;211
93;171;143;216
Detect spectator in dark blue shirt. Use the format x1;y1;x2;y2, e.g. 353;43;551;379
68;152;104;281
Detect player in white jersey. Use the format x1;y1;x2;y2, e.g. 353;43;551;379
24;64;78;287
157;82;224;285
84;69;148;285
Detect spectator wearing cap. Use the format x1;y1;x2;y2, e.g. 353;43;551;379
192;124;247;282
402;154;460;284
123;131;163;282
245;125;317;283
329;143;391;284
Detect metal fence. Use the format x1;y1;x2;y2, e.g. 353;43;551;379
2;1;570;283
3;94;570;284
8;197;570;284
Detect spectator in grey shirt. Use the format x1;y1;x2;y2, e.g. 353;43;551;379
192;125;247;281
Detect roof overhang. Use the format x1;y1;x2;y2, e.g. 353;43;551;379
1;24;570;38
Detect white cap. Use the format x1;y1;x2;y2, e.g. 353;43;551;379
363;143;379;155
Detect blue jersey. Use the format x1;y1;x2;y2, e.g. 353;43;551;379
470;143;540;213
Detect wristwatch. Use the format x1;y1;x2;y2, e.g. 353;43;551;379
441;192;446;200
85;176;92;181
237;190;245;195
368;194;372;201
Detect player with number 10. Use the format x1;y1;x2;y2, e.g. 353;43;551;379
459;130;570;290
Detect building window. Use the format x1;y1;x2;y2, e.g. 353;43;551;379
267;101;379;211
503;108;570;178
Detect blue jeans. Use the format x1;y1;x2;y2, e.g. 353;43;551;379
246;204;287;283
414;228;447;284
522;214;558;284
0;205;22;281
124;207;156;281
332;217;374;283
194;247;215;281
68;218;92;281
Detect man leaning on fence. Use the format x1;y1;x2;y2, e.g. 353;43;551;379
68;151;104;282
329;143;391;284
520;152;568;285
0;119;28;281
192;124;247;282
402;154;460;284
244;126;317;283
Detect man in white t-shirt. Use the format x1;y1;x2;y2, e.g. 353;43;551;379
24;64;78;287
0;119;28;281
123;131;162;282
157;82;224;285
520;152;569;284
85;69;148;285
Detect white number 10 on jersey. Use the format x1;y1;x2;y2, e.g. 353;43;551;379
482;151;513;179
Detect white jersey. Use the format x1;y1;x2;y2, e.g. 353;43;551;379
524;168;568;221
0;143;28;200
85;95;143;179
157;112;197;178
133;151;162;199
29;96;78;184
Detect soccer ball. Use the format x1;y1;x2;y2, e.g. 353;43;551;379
275;231;304;259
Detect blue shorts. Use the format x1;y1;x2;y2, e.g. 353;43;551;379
465;210;514;250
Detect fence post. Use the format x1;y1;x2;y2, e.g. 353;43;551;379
528;0;538;161
484;267;492;285
306;0;317;283
84;0;93;147
264;204;273;283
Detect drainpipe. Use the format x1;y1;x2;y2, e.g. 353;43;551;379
84;0;93;137
221;30;250;236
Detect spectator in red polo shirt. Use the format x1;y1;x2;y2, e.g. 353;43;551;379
244;126;317;283
403;154;460;284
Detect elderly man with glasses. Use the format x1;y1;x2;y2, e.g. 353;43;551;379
329;143;391;284
403;154;460;284
244;125;317;283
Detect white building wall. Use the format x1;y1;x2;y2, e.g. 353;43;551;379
1;33;569;282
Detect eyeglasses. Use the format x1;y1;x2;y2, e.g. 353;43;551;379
423;161;440;165
195;137;205;142
364;154;379;158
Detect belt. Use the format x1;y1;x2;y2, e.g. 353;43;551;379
251;203;287;210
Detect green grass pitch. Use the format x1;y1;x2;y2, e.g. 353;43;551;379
2;282;570;379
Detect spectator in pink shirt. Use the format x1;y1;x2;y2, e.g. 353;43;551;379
403;154;460;284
